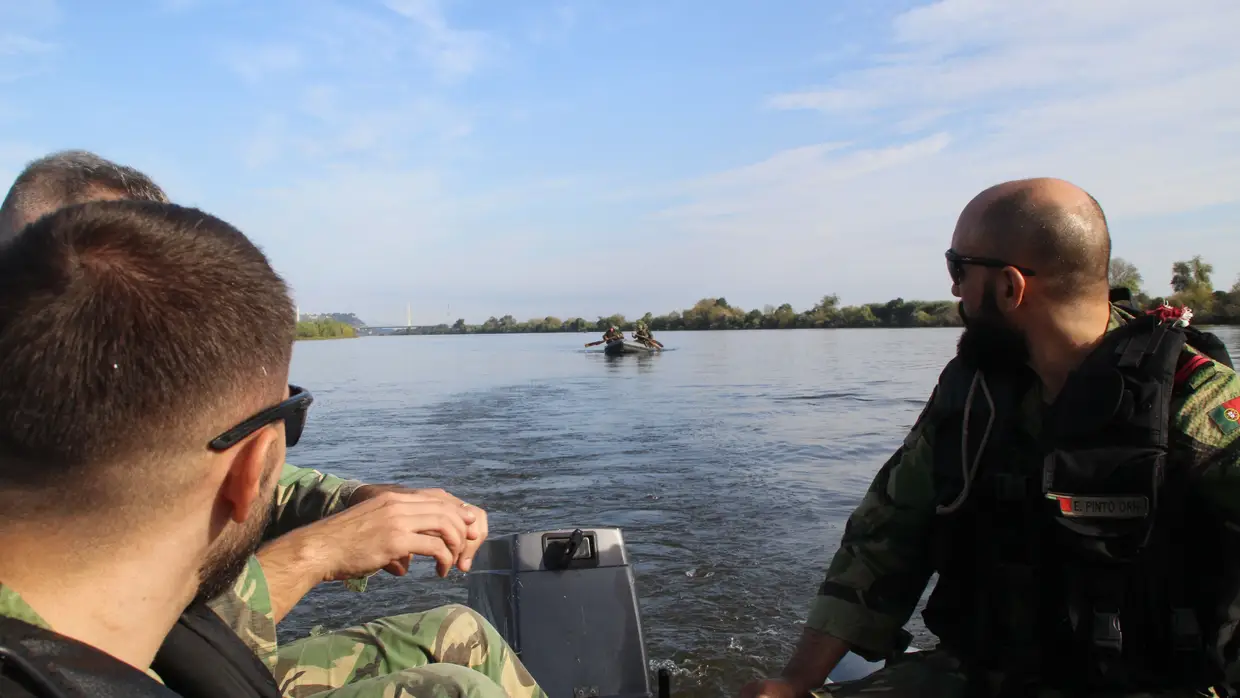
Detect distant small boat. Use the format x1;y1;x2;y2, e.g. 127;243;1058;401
604;338;659;356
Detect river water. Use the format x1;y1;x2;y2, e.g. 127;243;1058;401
279;326;1240;697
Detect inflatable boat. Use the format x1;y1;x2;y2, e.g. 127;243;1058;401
603;339;659;356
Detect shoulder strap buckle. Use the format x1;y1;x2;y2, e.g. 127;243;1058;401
1092;611;1123;653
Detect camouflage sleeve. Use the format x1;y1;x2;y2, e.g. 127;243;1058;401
263;463;365;541
205;555;279;670
1173;357;1240;520
805;395;940;661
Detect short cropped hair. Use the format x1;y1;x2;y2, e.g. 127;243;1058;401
0;200;294;517
978;188;1111;300
0;150;169;242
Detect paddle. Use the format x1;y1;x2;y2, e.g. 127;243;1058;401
585;337;621;347
633;334;664;349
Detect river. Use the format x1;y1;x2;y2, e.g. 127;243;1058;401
278;326;1240;697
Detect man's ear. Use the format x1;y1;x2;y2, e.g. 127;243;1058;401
999;267;1027;311
218;427;279;524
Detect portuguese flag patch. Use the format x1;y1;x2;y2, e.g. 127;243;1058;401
1209;397;1240;435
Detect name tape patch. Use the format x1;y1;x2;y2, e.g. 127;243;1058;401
1045;492;1150;519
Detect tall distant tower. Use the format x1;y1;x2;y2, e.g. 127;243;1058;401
296;305;300;322
407;303;412;328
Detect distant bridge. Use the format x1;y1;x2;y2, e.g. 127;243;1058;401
357;325;445;335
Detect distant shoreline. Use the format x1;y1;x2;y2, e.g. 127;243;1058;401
296;318;358;341
368;296;964;336
296;335;357;341
367;318;1240;337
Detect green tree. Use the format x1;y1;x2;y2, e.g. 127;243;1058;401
1170;255;1213;293
1169;256;1215;314
1108;257;1143;294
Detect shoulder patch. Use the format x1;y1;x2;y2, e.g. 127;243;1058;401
1175;352;1215;388
1209;397;1240;436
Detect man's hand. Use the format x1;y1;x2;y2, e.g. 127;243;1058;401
256;490;477;623
738;629;851;698
349;484;489;573
309;489;477;579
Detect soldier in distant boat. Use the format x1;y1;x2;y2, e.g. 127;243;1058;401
633;322;658;347
602;326;623;342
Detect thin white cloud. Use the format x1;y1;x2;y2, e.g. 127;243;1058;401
220;1;486;169
207;0;1240;321
219;43;302;84
382;0;488;83
653;0;1240;305
0;0;62;28
0;35;55;57
0;0;61;83
154;0;202;12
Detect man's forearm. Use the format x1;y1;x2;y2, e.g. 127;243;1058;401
255;531;325;624
781;627;851;693
345;482;404;507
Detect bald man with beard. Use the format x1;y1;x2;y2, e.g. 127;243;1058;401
741;179;1240;698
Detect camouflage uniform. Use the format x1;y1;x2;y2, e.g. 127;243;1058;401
811;306;1240;698
206;465;547;698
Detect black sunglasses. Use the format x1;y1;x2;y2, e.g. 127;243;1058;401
945;249;1037;285
208;384;314;451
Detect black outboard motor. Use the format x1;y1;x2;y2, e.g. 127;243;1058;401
466;528;655;698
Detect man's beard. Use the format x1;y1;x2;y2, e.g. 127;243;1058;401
957;283;1031;373
191;463;277;605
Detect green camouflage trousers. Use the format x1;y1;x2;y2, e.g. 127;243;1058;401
816;650;1223;698
271;604;548;698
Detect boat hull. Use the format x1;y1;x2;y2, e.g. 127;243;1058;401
604;339;658;355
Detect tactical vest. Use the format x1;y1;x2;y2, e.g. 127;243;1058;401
921;314;1240;696
151;600;282;698
0;602;281;698
0;615;179;698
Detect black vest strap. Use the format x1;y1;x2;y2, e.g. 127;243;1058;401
0;616;178;698
150;601;282;698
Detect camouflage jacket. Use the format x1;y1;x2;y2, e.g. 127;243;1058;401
263;463;365;542
205;556;281;669
809;306;1240;661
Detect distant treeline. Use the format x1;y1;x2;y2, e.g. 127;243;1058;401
324;255;1240;338
300;312;365;328
391;296;963;335
1109;255;1240;324
296;318;358;340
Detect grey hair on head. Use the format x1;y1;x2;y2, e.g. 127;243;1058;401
0;149;169;242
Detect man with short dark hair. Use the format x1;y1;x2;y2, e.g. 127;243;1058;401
0;152;547;697
741;178;1240;697
0;200;298;695
0;200;530;698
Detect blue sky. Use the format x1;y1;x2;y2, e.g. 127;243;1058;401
2;0;1238;326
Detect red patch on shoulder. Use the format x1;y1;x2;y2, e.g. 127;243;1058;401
1174;354;1212;387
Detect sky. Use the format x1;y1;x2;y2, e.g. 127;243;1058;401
1;0;1238;326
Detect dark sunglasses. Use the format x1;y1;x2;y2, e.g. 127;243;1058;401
945;249;1037;285
208;384;313;451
